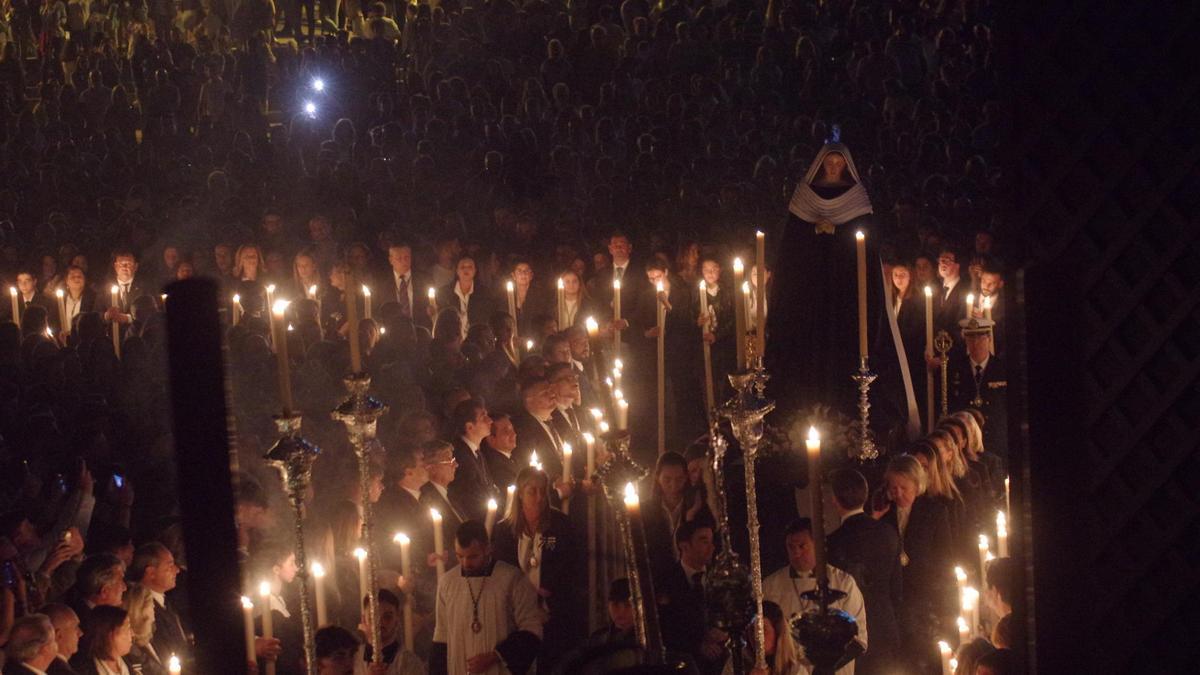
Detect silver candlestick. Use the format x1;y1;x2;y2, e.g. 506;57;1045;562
264;414;321;675
703;421;755;675
850;356;879;461
332;373;389;663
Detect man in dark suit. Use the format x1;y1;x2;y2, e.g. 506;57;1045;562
419;441;466;568
3;614;59;674
7;269;57;326
483;413;519;507
435;256;495;333
827;468;902;674
127;543;189;664
40;604;82;675
448;398;498;522
933;244;969;335
950;317;1009;459
382;242;433;331
592;232;648;335
511;375;571;506
546;362;587;460
96;250;148;346
655;520;723;674
978;257;1007;357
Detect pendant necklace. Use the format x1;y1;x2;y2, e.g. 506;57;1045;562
467;576;487;634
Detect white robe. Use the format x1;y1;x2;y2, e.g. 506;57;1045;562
433;561;543;675
762;564;867;675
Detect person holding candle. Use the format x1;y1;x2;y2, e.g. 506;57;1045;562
933;244;970;336
872;454;955;673
977;257;1007;356
353;589;426;674
291;249;325;303
511;375;572;506
436;256;495;340
9;268;57;325
419;441;467;572
594;232;645;340
59;265;96;336
695;253;737;396
251;543;305;675
98;250;145;330
762;518;867;674
642;451;712;574
490;467;583;670
767;141;893;417
383;242;433;331
430;520;543;675
505;260;542;338
872;259;930;430
556;270;591;331
482;414;520;512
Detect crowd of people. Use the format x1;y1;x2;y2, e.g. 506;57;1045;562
0;0;1022;673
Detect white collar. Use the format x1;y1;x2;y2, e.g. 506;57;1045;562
150;589;166;607
402;485;423;501
454;282;473;299
433;482;450;500
942;276;960;291
971;355;991;371
680;560;705;581
461;436;480;453
840;508;864;523
394;270;410;282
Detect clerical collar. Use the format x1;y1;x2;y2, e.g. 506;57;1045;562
840;508;864;524
462;559;497;578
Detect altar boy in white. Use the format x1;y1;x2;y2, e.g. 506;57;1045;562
430;521;543;675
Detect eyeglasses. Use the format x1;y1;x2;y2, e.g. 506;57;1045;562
432;458;458;467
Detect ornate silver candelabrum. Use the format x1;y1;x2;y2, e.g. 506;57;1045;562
264;414;321;675
332;373;389;663
719;358;775;671
702;423;755;675
850;356;879;461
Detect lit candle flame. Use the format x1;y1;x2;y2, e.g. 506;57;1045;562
623;482;638;507
308;284;319;298
168;654;181;674
55;288;64;298
266;284;276;294
272;299;290;317
855;230;865;241
311;562;326;578
393;533;410;545
353;547;367;561
241;596;253;609
733;257;743;273
585;316;598;335
557;277;564;289
362;285;371;297
258;580;271;598
487;498;498;511
924;285;933;297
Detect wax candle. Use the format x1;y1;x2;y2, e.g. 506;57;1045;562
806;427;827;585
557;277;565;329
55;288;67;334
965;293;976;319
485;499;498;536
978;534;990;584
616;399;629;431
362;285;372;320
957;616;969;645
996;511;1009;557
983;295;994;321
525;339;534;354
755;231;767;354
924;285;935;432
308;284;319;300
963;586;980;638
855;231;868;360
354;547;369;606
168;654;181;674
110;285;121;358
9;286;17;325
258;581;274;675
427;287;437;313
232;294;243;326
266;284;276;309
623;482;639;513
612;278;622;356
506;280;517;319
733;258;746;368
241;596;256;665
1004;477;1010;514
585;315;598;337
347;276;362;373
583;432;595;479
741;281;752;359
430;509;444;579
272;300;293;413
506;484;516;516
954;566;967;594
563;442;573;478
938;640;953;675
950;658;958;674
309;285;323;338
311;562;328;626
699;280;716;415
393;533;414;651
656;280;666;455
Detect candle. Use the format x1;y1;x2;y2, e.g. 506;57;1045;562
924;285;935;432
563;442;573;479
557;277;565;329
308;284;319;300
362;285;372;320
732;258;746;368
232;294;243;326
805;427;827;585
485;498;498;536
612;278;622;356
347;275;362;373
583;432;595;479
353;547;370;609
996;511;1009;557
699;280;716;415
938;640;953;675
525;338;534;353
393;533;414;651
963;586;980;638
978;534;990;584
623;481;639;513
950;658;958;673
983;295;994;321
272;300;293;413
309;285;323;338
855;231;868;360
55;288;67;334
258;581;274;675
430;508;445;579
741;281;752;360
265;283;276;310
9;286;17;325
311;562;328;626
241;596;256;665
506;280;517;320
957;615;969;645
506;484;516;516
616;399;629;431
529;450;542;471
427;287;437;313
110;285;121;359
965;292;976;319
585;315;598;337
755;230;766;355
954;566;967;594
168;654;181;674
656;280;666;456
1004;477;1010;514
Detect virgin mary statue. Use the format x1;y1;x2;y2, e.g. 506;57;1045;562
767;141;916;432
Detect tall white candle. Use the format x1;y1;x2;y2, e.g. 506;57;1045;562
996;511;1009;557
978;534;990;585
241;596;256;665
612;278;622;356
427;287;437;313
755;230;766;355
655;280;666;455
924;286;935;432
362;285;372;320
583;432;595;479
55;288;67;334
354;547;369;606
957;615;969;645
938;640;953;675
506;485;516;517
855;231;868;360
232;294;243;326
506;280;517;320
311;562;328;626
430;509;444;579
732;258;745;368
258;582;274;675
556;277;565;328
9;286;17;325
485;499;498;536
168;654;181;674
272;300;293;413
110;285;121;359
393;533;414;652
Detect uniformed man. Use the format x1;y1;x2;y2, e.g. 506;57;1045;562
950;317;1008;460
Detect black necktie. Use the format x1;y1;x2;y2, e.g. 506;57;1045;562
974;364;984;386
397;276;410;316
691;572;703;591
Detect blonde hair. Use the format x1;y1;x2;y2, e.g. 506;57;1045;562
885;454;928;496
232;244;263;280
910;441;962;502
929;428;967;479
122;583;156;647
954;411;985;461
509;467;552;538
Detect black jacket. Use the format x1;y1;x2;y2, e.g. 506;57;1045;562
827;512;903;656
449;437;498;522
